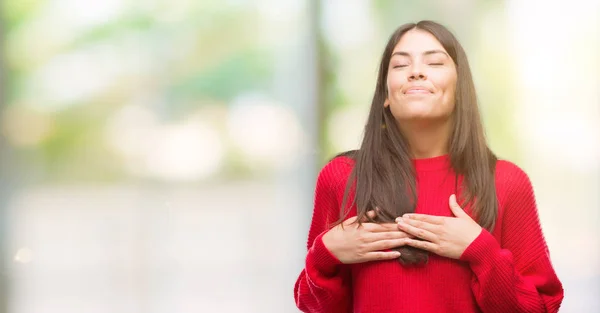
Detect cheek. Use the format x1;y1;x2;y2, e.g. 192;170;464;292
444;80;457;105
432;74;456;101
430;72;453;90
440;81;456;101
387;73;405;94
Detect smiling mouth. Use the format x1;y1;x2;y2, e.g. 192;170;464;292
405;89;432;95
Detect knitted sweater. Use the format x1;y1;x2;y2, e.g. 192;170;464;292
294;154;564;313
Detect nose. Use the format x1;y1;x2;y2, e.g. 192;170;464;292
408;65;426;81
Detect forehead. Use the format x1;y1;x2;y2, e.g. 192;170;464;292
392;29;447;55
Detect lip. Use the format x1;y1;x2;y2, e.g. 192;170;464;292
404;86;433;94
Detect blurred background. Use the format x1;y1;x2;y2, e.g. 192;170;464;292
0;0;598;312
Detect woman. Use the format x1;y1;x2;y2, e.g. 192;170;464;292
293;21;564;313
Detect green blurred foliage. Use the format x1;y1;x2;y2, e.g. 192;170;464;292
3;0;521;182
3;1;272;182
168;49;272;103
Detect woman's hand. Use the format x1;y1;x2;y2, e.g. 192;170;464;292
322;210;413;264
395;194;482;259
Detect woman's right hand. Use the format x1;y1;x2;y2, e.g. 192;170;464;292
322;210;412;264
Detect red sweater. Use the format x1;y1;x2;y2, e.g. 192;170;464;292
294;155;564;313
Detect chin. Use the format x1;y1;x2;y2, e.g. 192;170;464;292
399;115;436;123
396;111;449;124
400;107;436;119
389;100;450;122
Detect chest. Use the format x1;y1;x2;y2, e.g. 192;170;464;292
412;171;461;217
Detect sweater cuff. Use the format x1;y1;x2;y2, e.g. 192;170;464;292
460;228;502;267
306;232;343;276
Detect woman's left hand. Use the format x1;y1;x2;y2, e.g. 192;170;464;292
395;194;482;259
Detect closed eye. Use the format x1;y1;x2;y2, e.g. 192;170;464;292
429;63;444;66
393;65;408;68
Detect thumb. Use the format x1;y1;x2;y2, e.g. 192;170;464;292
366;209;378;219
343;215;358;224
357;209;377;223
348;208;380;225
449;194;468;218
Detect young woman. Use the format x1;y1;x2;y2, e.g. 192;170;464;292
293;20;564;313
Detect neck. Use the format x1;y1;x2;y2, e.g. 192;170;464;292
397;120;451;159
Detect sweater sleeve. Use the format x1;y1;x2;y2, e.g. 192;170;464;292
460;164;564;313
294;158;353;313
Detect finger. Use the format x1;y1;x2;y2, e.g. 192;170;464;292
367;210;377;218
399;217;440;233
401;238;438;253
363;250;401;262
364;230;412;243
397;219;438;242
362;222;400;233
367;238;409;251
398;213;445;225
449;194;469;219
356;210;378;224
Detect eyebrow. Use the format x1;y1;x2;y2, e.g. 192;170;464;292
392;50;449;57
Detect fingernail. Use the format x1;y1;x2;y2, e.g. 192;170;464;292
395;217;401;222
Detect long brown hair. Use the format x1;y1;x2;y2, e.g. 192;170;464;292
335;21;498;265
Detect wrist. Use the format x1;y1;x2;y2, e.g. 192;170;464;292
459;229;501;266
307;232;344;276
321;229;336;255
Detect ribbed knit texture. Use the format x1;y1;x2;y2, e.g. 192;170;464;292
294;155;564;313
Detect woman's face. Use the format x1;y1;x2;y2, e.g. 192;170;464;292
384;29;457;125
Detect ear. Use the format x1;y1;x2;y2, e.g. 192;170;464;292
384;98;390;108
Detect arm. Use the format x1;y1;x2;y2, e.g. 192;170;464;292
460;166;564;313
294;160;352;313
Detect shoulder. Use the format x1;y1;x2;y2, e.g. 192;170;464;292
316;155;355;191
495;159;530;182
319;156;354;182
494;159;535;200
